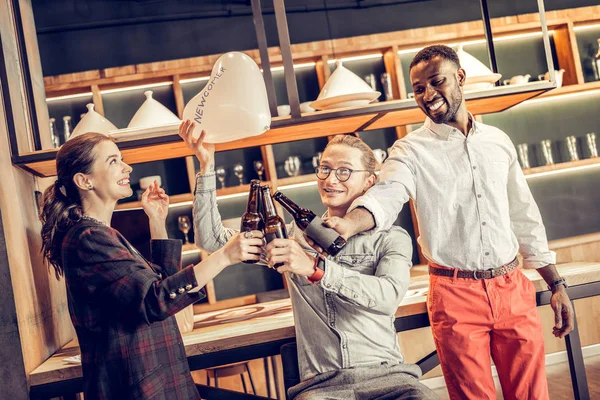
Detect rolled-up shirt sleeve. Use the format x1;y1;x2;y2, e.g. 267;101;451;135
193;172;237;252
349;141;416;233
506;142;556;269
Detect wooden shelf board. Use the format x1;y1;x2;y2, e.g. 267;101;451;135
15;85;555;177
277;174;317;187
115;193;193;210
536;80;600;99
523;156;600;176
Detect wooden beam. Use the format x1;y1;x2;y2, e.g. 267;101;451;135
552;22;585;85
91;85;104;116
172;75;185;118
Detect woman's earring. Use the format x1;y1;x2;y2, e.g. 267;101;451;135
87;183;94;190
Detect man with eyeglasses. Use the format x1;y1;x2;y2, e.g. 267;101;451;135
322;45;573;399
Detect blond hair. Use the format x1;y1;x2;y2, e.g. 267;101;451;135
324;135;378;176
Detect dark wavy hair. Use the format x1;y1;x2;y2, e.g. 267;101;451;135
40;132;113;279
409;44;461;71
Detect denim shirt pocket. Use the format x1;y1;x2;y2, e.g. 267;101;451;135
336;253;376;275
335;253;377;308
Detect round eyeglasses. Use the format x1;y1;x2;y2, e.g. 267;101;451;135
314;166;370;182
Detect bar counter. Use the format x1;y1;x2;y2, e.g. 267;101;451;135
29;262;600;399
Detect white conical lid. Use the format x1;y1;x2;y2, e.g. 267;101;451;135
127;91;180;129
69;104;118;139
315;61;377;100
457;45;494;78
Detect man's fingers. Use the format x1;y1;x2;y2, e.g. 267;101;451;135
554;303;563;329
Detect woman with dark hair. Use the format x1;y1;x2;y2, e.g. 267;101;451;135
180;121;437;400
40;132;264;400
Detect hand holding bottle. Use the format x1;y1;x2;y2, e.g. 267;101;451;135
219;230;265;266
265;238;316;275
178;120;215;174
273;191;346;255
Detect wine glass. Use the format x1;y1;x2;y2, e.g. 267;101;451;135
284;156;301;177
253;160;265;181
233;163;245;185
178;216;191;244
216;166;227;188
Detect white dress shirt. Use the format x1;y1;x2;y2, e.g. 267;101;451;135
351;116;556;271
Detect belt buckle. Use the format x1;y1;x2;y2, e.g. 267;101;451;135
473;270;482;280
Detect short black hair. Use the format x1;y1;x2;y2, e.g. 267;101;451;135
409;45;461;71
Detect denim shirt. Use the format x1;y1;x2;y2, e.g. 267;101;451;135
193;173;414;381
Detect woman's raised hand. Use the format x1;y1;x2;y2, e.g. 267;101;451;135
141;180;169;222
178;120;215;174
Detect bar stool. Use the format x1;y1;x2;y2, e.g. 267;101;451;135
205;361;257;394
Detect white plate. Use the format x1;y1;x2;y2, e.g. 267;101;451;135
465;73;502;85
108;122;181;141
310;91;381;110
63;355;81;365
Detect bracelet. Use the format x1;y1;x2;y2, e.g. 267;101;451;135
307;256;325;284
548;277;568;292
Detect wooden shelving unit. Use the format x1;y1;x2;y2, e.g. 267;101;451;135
17;9;600;180
14;6;600;312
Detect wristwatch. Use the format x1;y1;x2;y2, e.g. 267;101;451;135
548;277;568;293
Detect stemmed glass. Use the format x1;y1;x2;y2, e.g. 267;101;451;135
284;156;301;177
233;163;245;185
178;216;191;244
253;160;265;181
216;166;227;188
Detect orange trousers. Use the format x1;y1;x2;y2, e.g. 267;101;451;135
427;266;549;400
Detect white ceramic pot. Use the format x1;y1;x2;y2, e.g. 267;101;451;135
69;104;118;139
509;74;531;85
127;91;180;129
277;105;291;116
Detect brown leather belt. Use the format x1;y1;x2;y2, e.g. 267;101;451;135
428;257;519;280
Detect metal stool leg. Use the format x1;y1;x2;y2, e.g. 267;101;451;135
240;372;248;393
272;356;282;400
246;363;257;395
264;357;273;398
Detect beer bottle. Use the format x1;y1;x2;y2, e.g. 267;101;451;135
273;191;346;256
261;185;287;244
240;180;263;264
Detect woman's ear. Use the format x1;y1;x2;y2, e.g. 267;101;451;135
73;173;90;191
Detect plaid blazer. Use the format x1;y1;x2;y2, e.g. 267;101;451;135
62;219;204;400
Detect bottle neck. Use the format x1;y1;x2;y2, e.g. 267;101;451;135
275;194;304;219
262;188;277;218
246;182;260;213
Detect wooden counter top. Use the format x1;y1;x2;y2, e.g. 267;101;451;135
29;262;600;388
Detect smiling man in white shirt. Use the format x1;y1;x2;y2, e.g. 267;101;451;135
323;45;574;399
